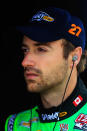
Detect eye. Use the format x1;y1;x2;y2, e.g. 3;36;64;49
37;47;47;52
21;47;29;54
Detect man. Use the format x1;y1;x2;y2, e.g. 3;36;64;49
5;7;87;131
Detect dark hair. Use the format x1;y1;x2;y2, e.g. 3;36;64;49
61;39;87;74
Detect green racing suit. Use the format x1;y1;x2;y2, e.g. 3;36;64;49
5;78;87;131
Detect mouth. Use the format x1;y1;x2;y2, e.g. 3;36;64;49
25;72;39;79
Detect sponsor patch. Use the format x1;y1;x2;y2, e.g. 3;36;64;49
60;124;69;131
8;114;16;131
74;114;87;130
41;112;59;121
20;117;39;128
32;11;54;22
73;95;83;107
59;112;67;118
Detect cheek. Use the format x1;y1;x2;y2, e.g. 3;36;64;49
38;56;55;69
39;54;63;68
36;49;64;74
37;56;60;75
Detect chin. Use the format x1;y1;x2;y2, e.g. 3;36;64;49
27;83;41;93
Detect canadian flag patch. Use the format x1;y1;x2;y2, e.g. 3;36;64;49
73;95;83;107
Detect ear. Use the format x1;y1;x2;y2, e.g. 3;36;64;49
70;47;82;68
72;47;82;66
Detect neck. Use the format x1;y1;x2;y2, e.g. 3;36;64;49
40;68;77;109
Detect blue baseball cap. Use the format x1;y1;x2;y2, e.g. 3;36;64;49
16;7;86;51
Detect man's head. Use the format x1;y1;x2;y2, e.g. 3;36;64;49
21;36;83;93
16;7;86;93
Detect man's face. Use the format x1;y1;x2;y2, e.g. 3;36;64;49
21;36;69;93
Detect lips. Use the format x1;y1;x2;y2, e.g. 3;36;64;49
25;72;39;79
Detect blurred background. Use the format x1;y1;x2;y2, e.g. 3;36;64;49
1;0;87;130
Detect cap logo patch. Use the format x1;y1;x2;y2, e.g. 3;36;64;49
32;11;54;22
68;24;82;37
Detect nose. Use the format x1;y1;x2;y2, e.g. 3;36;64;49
21;53;36;68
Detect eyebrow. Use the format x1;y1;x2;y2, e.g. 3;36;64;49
22;42;52;48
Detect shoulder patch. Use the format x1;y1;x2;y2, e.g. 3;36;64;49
8;114;16;131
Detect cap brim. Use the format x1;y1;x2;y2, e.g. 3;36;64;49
16;25;84;51
16;25;63;42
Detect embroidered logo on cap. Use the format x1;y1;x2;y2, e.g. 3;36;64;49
32;11;54;22
68;24;82;37
73;95;83;107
